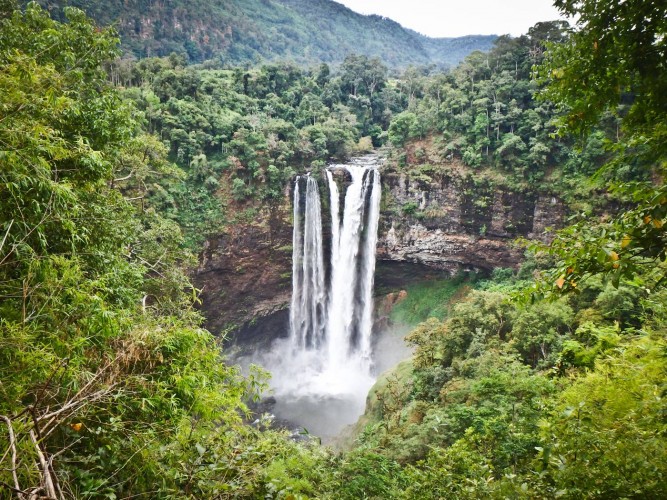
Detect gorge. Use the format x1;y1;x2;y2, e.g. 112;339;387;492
204;152;567;440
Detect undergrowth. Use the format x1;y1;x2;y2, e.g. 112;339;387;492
389;273;473;325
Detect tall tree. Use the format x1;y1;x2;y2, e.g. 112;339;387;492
535;0;667;292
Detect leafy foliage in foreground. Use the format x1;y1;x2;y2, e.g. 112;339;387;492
352;270;667;499
531;0;667;295
0;3;317;498
2;1;666;498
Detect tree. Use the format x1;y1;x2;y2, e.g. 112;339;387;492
388;111;419;147
540;0;666;157
534;0;667;293
339;54;388;100
534;335;667;499
0;4;261;497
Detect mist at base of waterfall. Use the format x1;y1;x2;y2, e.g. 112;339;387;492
233;321;413;443
231;159;410;441
273;393;365;442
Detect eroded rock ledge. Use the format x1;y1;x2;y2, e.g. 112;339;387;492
378;172;565;273
194;165;565;339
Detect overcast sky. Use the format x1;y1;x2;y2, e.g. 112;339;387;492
334;0;568;38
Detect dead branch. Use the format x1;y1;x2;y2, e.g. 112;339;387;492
29;429;58;500
39;386;113;429
2;360;119;498
1;415;23;499
113;170;135;184
0;219;14;256
33;360;70;410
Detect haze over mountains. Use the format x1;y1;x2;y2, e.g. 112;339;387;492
36;0;497;67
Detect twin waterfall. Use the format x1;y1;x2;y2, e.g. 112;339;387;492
288;164;381;390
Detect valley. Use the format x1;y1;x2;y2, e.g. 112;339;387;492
1;1;666;498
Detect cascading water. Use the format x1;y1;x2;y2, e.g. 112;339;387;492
289;175;327;351
325;166;381;376
358;167;382;365
267;160;382;440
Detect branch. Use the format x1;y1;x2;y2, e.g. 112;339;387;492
113;170;135;184
1;360;119;499
0;219;14;256
0;482;29;497
29;429;58;500
32;359;70;410
138;251;167;271
0;415;23;500
40;387;114;446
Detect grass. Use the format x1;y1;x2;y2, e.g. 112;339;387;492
389;276;471;325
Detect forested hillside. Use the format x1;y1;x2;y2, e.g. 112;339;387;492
109;21;613;251
34;0;496;67
1;0;666;498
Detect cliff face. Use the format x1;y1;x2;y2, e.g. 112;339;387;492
378;171;565;273
194;166;565;338
194;204;293;338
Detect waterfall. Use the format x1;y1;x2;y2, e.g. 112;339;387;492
358;168;382;365
289;175;327;351
325;170;340;272
288;163;382;380
326;165;381;375
260;159;383;441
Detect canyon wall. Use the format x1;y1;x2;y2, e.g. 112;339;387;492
195;204;293;341
378;171;565;273
194;166;565;340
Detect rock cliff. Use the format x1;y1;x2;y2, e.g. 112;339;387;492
194;160;565;339
378;171;565;273
194;204;293;340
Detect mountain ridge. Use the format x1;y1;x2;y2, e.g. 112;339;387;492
35;0;497;67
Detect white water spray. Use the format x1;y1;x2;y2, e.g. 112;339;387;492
269;161;382;438
289;176;327;351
